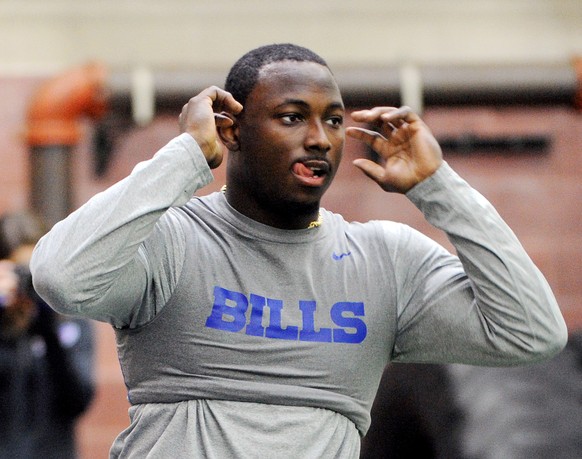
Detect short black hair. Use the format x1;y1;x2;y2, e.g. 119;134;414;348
225;43;329;107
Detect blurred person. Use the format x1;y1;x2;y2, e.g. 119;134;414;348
361;363;463;459
448;330;582;459
31;44;566;458
362;333;582;459
0;211;95;459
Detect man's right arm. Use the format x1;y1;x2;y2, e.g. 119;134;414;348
30;134;213;328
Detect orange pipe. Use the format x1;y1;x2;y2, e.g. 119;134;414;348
25;62;108;146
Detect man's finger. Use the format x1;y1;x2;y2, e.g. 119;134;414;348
352;158;385;182
350;107;398;123
347;126;395;159
213;113;235;128
205;86;243;115
380;106;420;126
346;127;388;144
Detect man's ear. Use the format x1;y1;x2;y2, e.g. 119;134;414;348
217;113;240;152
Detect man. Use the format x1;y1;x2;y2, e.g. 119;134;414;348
30;43;567;458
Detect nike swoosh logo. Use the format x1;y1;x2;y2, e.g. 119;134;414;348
332;251;352;261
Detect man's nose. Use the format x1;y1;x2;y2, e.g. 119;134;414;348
305;120;332;153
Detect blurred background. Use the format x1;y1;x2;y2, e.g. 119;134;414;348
1;1;581;457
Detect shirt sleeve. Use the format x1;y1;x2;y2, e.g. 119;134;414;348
390;162;567;366
30;134;213;329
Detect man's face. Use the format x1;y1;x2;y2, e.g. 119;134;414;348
234;60;345;213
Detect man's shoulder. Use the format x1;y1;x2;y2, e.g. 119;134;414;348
322;208;407;242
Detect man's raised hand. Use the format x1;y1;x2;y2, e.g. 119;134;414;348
179;86;243;169
347;106;443;193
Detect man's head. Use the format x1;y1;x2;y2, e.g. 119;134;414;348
219;44;345;229
225;43;329;108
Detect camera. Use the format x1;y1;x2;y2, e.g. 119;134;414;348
0;264;40;309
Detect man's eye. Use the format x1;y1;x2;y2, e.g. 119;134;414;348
281;114;303;124
326;116;343;127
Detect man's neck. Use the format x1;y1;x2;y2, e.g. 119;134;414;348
222;185;321;230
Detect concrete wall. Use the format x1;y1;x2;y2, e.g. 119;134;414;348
1;0;581;75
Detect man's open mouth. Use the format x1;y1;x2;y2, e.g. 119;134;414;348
292;160;330;183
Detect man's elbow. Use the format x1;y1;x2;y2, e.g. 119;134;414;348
540;320;569;359
30;258;77;315
518;318;569;365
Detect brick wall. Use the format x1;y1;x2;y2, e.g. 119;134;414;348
1;77;581;457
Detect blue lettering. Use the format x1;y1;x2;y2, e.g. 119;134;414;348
245;294;266;337
330;302;367;344
205;286;248;332
204;287;367;344
299;300;332;342
265;298;299;340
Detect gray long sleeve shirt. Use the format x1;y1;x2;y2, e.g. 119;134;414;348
30;133;567;458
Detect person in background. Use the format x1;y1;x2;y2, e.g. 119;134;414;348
361;333;582;459
448;330;582;459
360;362;463;459
0;210;95;459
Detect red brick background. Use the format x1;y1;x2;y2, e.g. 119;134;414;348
1;77;581;457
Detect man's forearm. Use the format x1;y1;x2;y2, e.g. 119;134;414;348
406;162;567;363
30;134;213;326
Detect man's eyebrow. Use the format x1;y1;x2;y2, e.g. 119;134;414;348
274;99;309;110
328;101;345;111
274;99;345;111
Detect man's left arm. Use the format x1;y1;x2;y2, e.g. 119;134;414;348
399;162;567;364
347;106;567;364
